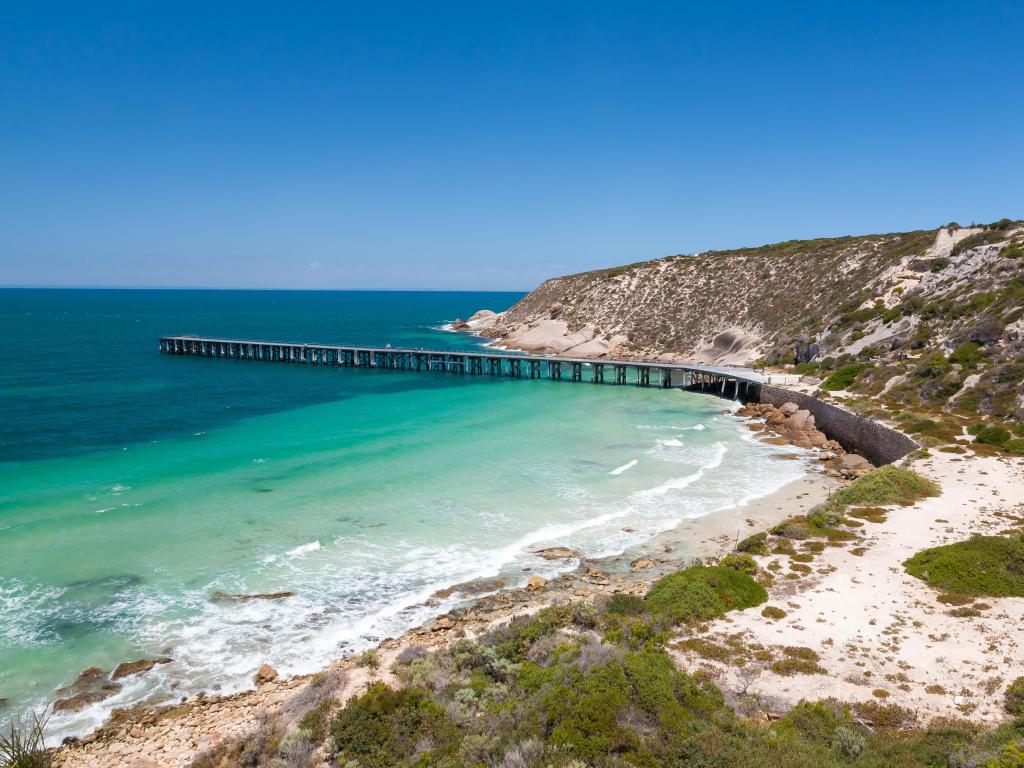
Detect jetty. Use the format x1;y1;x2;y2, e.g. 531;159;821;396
159;336;763;398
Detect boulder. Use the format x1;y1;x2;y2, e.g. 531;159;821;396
631;557;655;571
55;666;107;695
253;664;278;685
526;576;548;591
431;616;455;631
535;547;579;560
837;453;870;471
112;658;173;680
807;430;830;448
52;690;116;714
780;402;800;415
785;409;813;431
581;566;611;586
548;302;564;319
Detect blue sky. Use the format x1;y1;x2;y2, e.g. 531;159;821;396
1;1;1021;290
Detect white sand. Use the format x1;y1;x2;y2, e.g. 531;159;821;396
671;451;1024;723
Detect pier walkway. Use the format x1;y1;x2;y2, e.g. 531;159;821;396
159;336;763;398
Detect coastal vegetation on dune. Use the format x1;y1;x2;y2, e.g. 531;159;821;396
903;535;1024;598
176;563;1024;768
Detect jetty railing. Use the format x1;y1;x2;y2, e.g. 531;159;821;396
159;336;762;399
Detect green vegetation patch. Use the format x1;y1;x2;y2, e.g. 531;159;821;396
644;565;767;626
737;531;769;555
904;535;1024;597
829;466;939;509
821;363;869;391
1006;677;1024;717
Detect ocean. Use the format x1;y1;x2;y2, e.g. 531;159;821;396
0;289;809;738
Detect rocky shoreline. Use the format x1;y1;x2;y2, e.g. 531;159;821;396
51;411;844;768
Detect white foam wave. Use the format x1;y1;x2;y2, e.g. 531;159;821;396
658;438;683;448
634;442;727;499
608;459;638;476
285;541;321;558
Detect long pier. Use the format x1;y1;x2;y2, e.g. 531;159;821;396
159;336;763;399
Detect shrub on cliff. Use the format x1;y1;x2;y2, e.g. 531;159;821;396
644;565;767;625
904;535;1024;597
821;363;868;391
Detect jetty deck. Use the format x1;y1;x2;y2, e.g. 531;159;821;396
159;336;763;398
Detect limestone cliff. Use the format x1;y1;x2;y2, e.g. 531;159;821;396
465;218;1024;421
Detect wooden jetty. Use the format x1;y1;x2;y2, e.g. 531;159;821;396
159;336;763;399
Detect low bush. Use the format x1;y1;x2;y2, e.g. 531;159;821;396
718;552;758;575
330;684;458;768
821;363;869;391
737;531;769;555
974;424;1012;446
1003;439;1024;456
829;466;940;508
644;565;767;626
949;341;983;368
1004;677;1024;717
833;725;867;757
904;535;1024;597
603;593;646;616
770;646;826;676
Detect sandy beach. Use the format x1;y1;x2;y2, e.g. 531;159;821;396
670;449;1024;724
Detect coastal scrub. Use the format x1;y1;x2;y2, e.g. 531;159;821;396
904;535;1024;597
644;565;767;625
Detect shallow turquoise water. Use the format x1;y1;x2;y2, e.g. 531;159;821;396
0;289;808;737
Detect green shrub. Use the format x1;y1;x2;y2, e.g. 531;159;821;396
807;503;843;528
761;605;786;620
330;684;458;768
1005;677;1024;716
603;593;646;616
904;535;1024;597
974;424;1011;446
930;257;950;272
821;363;868;391
949;341;983;368
737;531;769;555
833;725;867;757
719;552;758;575
829;466;940;509
1003;439;1024;456
770;646;826;676
644;565;767;625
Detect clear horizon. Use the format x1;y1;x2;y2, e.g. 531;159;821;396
2;1;1022;290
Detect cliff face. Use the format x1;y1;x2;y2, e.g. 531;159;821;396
468;218;1024;421
479;229;946;361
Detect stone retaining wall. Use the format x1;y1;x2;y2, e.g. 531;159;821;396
752;384;917;465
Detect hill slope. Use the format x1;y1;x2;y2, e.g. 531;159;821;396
465;219;1024;424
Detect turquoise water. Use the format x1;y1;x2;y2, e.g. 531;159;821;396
0;289;808;738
